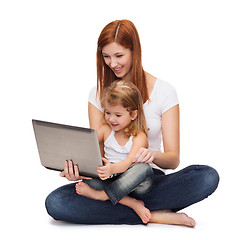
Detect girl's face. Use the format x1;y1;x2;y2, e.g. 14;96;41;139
102;42;133;81
104;103;137;133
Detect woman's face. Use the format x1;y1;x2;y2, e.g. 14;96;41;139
102;42;133;81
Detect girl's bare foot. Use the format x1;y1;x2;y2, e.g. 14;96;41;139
119;197;151;224
75;181;108;201
150;210;196;227
131;200;151;224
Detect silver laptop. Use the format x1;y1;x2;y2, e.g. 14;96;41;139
32;119;102;178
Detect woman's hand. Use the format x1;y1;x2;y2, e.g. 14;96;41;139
97;158;112;180
133;148;155;163
60;160;92;181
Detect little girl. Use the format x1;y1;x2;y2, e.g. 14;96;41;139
75;80;154;224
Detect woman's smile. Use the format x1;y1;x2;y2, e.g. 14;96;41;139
113;66;123;74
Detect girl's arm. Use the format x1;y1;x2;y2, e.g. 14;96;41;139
97;132;148;180
112;132;148;174
134;105;180;170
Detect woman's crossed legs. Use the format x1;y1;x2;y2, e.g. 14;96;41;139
45;165;219;226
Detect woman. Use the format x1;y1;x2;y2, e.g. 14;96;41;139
45;20;219;226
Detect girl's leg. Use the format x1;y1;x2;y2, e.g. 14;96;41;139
103;163;154;205
45;183;143;224
45;165;219;225
79;163;153;205
75;181;151;224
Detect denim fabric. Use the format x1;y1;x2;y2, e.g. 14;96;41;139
45;165;219;225
84;163;154;205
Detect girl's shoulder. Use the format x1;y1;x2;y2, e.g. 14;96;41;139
133;131;148;139
132;131;148;147
98;124;112;141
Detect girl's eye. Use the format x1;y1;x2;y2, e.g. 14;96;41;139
116;114;122;117
105;111;110;115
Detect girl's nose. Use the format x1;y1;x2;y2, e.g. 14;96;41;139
109;115;115;122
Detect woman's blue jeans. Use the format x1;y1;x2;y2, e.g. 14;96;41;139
45;165;219;225
84;163;154;205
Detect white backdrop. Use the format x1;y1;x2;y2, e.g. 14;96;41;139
1;0;239;239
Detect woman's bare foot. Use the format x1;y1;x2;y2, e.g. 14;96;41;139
150;210;196;227
75;181;108;201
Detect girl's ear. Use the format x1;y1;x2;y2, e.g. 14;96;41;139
131;110;138;120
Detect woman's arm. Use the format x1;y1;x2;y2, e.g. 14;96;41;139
134;105;180;170
88;102;103;130
154;104;180;169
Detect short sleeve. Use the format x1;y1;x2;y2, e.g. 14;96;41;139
88;86;103;112
158;80;179;114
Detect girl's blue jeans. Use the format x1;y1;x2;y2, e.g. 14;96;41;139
84;163;154;205
45;164;219;225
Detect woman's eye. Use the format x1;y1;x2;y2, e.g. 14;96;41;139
103;55;109;59
116;55;123;58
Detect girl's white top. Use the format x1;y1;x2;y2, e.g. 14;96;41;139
104;130;133;163
88;79;179;172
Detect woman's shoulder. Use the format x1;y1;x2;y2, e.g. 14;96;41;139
154;79;179;114
145;72;177;97
155;78;177;94
151;78;178;104
145;74;179;114
88;86;103;111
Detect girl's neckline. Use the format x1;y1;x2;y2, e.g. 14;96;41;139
112;130;132;148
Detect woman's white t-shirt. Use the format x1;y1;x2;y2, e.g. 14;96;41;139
88;79;179;171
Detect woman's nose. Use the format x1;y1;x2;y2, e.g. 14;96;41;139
110;58;118;68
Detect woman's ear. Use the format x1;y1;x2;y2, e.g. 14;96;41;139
131;110;138;120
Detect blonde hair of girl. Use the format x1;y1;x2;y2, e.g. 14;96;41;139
101;80;148;138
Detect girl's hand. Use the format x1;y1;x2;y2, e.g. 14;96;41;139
133;148;155;163
60;160;92;181
97;158;112;180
